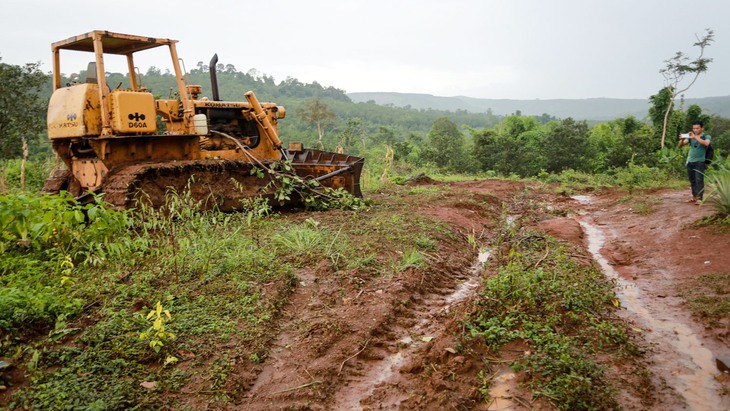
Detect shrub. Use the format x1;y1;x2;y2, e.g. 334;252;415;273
0;158;57;193
705;160;730;215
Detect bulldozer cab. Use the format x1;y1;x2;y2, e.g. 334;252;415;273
48;31;191;139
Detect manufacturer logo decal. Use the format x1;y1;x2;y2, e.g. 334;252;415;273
56;112;79;128
128;112;148;128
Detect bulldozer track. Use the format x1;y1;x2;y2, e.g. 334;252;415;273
100;159;276;211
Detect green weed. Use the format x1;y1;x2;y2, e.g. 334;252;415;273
139;301;176;354
465;228;633;410
414;235;436;250
397;249;427;272
272;226;326;255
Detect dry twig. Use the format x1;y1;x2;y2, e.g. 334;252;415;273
338;338;371;375
533;241;550;268
272;380;322;394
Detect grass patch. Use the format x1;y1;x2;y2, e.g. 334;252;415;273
678;272;730;323
1;191;296;409
406;186;443;195
632;195;662;215
538;165;685;196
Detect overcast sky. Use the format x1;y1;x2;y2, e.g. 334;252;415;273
2;0;728;100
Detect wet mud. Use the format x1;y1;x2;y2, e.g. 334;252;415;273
573;191;730;411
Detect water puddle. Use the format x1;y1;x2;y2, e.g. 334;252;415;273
572;195;594;205
443;249;490;306
578;217;724;411
487;367;518;410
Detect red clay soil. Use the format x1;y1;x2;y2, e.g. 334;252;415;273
213;181;730;410
236;181;515;410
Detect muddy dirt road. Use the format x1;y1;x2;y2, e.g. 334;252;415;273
223;181;730;410
571;190;730;411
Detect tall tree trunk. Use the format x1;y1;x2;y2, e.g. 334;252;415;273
660;98;675;149
316;121;324;150
20;137;28;190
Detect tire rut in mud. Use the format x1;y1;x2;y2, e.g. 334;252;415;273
240;236;480;410
332;252;487;410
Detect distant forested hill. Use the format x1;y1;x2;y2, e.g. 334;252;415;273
347;92;730;121
63;66;502;149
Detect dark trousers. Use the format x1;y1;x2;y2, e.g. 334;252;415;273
687;161;707;200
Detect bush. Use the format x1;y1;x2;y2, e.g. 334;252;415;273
0;286;83;331
0;192;136;260
0;192;140;332
0;157;57;193
706;158;730;215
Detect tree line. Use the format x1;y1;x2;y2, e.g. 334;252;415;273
1;56;728;182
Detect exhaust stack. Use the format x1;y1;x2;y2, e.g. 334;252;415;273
209;54;220;101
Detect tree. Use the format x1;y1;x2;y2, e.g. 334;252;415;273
588;116;656;172
371;126;396;146
298;99;337;149
683;104;711;131
0;59;48;159
472;129;499;171
708;115;730;156
657;29;714;148
392;141;413;161
472;116;544;177
541;118;590;173
420;117;475;172
338;117;364;153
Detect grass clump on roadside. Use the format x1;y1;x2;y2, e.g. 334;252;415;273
465;225;636;410
538;162;685;196
679;272;730;324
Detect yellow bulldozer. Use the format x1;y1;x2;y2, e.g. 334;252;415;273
43;30;363;210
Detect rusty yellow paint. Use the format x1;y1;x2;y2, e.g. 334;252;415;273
47;84;102;139
72;159;107;191
109;90;157;134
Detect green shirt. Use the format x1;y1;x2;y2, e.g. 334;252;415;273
687;134;711;164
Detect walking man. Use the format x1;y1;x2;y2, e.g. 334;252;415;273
678;121;711;205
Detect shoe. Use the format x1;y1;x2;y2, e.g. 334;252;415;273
687;197;697;203
695;200;702;205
